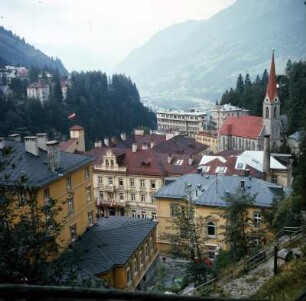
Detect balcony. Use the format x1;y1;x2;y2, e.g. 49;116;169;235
97;184;116;192
96;198;125;208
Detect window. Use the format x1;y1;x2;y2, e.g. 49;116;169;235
66;176;72;190
70;224;77;242
201;166;210;172
170;204;180;217
110;159;114;167
272;175;278;184
130;178;135;187
88;210;94;226
274;107;277;118
126;266;132;284
140;179;145;188
118;178;124;186
265;106;269;118
44;188;50;203
98;176;103;184
85;167;90;179
152;211;156;220
145;244;149;257
132;209;137;218
141;195;146;202
150;180;156;189
67;197;74;214
131;193;136;201
133;258;139;274
207;222;216;237
86;186;92;202
141;211;147;219
119;193;124;201
108;177;113;185
174;159;184;165
254;213;262;227
139;250;144;265
99;191;103;200
215;166;226;173
151;196;155;203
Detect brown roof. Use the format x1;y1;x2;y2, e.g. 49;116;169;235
153;135;208;155
27;82;49;89
70;125;84;130
59;138;77;152
219;116;263;139
83;146;201;177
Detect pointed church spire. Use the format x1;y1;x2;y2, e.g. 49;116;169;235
266;50;278;101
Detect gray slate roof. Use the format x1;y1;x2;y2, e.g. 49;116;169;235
71;216;157;275
154;174;285;208
0;139;92;188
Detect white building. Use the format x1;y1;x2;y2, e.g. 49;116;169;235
27;82;50;102
156;109;206;136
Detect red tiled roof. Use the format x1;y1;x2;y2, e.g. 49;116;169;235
219;116;263;139
266;51;278;101
70;125;84;130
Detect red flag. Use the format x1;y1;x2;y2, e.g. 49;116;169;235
68;112;76;120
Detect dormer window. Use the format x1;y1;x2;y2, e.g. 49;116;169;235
215;166;226;173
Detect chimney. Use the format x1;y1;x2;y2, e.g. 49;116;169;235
120;133;126;141
150;141;155;148
24;136;39;156
188;155;193;166
142;142;148;150
104;138;109;147
95;140;102;147
111;136;117;145
9;134;21;142
167;153;173;164
36;133;48;151
46;140;60;171
132;143;138;152
263;135;271;180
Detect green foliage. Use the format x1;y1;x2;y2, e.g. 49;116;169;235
0;69;156;149
221;190;256;261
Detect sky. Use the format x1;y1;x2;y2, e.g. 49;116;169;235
0;0;236;72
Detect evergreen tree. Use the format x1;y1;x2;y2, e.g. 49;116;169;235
236;74;245;95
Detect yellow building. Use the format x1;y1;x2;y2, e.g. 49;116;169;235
71;216;159;290
154;173;285;259
0;135;96;249
195;131;218;154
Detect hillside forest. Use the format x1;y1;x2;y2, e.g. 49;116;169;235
0;68;156;149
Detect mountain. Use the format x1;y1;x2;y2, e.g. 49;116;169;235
117;0;306;105
0;26;67;74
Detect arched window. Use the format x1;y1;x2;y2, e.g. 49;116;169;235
273;107;277;118
105;159;109;166
110;159;114;167
265;106;269;118
207;222;216;236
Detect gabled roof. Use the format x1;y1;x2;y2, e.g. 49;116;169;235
27;82;49;89
266;51;278;101
219;116;263;139
71;217;157;275
0;140;92;188
154;174;285;208
83;147;201;177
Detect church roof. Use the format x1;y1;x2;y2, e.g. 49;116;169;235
266;51;278;101
219;116;263;139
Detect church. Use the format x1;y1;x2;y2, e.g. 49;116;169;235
218;51;284;152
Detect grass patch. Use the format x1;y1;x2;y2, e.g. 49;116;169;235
251;258;306;301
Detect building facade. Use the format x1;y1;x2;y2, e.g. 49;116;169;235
154;174;285;259
156;109;206;136
27;82;50;102
195;131;218;154
0;135;96;249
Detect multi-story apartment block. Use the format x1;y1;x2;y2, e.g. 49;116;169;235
0;134;95;249
195;131;218;154
27;82;50;102
156;109;206;136
212;103;249;131
85;144;202;219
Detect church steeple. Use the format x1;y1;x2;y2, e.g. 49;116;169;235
266;50;278;102
262;50;281;151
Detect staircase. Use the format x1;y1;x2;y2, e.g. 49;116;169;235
189;226;305;297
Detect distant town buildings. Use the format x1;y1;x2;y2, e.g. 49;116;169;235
156;109;206;136
0;65;29;84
